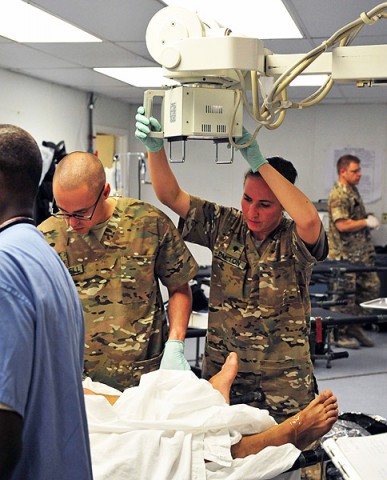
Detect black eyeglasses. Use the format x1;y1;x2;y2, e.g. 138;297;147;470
51;185;105;220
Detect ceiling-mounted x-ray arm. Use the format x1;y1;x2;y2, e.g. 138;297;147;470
144;3;387;149
263;2;387;129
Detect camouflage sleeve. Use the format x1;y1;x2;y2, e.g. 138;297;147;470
329;188;351;224
37;216;67;250
178;195;239;251
291;222;328;266
155;212;199;288
38;216;55;237
305;223;328;261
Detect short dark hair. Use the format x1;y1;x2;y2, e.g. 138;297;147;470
336;154;360;174
0;124;42;200
244;156;298;184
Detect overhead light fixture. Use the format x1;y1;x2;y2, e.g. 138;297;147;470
94;67;179;87
162;0;302;39
0;0;101;43
290;75;329;87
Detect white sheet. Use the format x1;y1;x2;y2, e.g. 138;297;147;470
84;370;301;480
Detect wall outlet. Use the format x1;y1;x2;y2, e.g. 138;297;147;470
381;213;387;224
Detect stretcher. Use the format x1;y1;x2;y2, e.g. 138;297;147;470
310;307;387;368
312;259;387;274
188;308;387;372
310;259;387;307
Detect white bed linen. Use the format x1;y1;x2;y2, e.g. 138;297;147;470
84;370;301;480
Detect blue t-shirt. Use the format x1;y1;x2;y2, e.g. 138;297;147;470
0;223;92;480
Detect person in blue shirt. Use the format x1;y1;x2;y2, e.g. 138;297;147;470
0;124;93;479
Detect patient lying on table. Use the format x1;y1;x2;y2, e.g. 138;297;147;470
84;353;338;480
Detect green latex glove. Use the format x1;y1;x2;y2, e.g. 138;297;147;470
234;127;268;172
135;106;164;153
160;340;191;371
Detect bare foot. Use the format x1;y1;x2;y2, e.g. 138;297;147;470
289;389;338;450
209;352;238;404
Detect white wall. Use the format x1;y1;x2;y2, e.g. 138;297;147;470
1;69;131;153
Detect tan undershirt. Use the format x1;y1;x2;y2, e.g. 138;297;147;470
81;217;110;246
250;232;264;253
80;197;117;246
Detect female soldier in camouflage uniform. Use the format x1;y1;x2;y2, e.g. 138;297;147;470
135;108;327;424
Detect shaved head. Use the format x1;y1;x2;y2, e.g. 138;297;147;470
54;151;106;194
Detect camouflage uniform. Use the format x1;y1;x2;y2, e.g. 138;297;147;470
328;181;380;315
179;195;328;423
39;197;198;390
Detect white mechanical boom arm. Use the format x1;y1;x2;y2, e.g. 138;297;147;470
144;3;387;144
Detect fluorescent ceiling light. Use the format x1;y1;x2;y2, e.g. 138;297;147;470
290;75;329;87
0;0;101;42
94;67;179;87
162;0;302;39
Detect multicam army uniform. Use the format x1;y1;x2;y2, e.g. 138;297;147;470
328;181;380;315
39;197;198;390
179;195;327;423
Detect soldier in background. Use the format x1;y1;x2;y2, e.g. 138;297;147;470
39;151;198;390
135;108;328;425
328;154;380;349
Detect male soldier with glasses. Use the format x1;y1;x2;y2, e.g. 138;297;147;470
39;151;198;391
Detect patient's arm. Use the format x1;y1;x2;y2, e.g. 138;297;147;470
83;388;120;406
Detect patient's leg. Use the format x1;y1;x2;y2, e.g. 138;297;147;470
208;352;238;404
231;390;338;459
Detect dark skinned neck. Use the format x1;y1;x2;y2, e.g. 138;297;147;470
0;212;35;232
